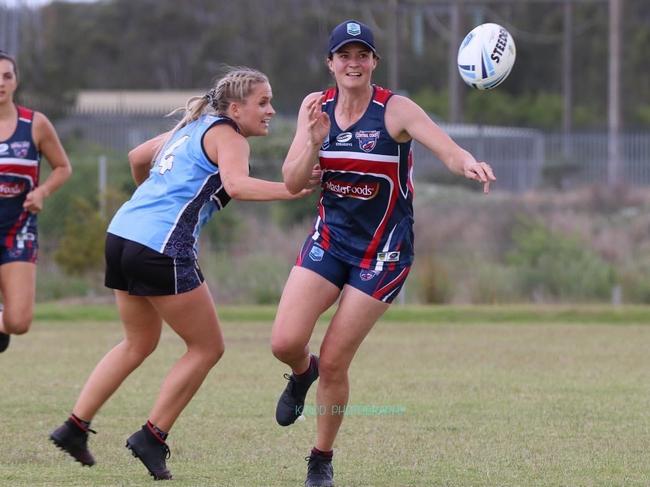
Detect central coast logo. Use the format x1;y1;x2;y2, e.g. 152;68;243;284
335;132;353;146
355;130;380;153
11;141;30;158
324;180;379;200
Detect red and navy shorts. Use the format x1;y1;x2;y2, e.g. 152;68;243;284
296;237;410;303
104;233;204;296
0;233;38;265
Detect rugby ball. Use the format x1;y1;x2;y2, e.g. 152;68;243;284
457;23;516;90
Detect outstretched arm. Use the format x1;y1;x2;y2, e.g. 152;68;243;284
24;112;72;213
386;95;496;193
282;92;329;194
208;124;313;201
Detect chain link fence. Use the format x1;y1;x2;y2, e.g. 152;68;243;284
33;112;650;304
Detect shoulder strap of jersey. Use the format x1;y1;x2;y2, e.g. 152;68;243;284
17;105;34;123
372;85;393;107
201;115;240;168
211;115;239;133
322;87;337;104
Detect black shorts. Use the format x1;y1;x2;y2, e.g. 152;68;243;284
104;233;204;296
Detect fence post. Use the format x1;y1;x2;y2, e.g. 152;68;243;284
98;155;107;218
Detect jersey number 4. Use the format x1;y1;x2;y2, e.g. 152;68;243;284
158;135;190;174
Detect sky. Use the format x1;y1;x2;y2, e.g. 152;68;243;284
1;0;96;6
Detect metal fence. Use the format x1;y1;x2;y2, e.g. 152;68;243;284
415;123;546;191
544;132;650;186
55;112;650;191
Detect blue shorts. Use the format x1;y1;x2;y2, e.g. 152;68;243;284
296;237;410;303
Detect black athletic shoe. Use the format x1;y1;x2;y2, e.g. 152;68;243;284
126;424;172;480
0;332;9;353
50;419;96;466
276;355;319;426
305;453;334;487
0;303;9;353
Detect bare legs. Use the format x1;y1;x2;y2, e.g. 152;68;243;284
0;262;36;335
271;267;340;374
146;284;224;431
72;283;224;432
271;266;390;451
72;291;162;421
315;287;389;450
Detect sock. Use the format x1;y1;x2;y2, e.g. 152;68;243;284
70;413;92;432
294;355;317;381
311;447;333;459
146;420;169;442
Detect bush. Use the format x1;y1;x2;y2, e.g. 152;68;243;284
507;218;615;301
54;197;107;276
467;263;524;304
415;253;451;304
202;249;293;305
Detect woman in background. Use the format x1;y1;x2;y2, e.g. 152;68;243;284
0;50;72;353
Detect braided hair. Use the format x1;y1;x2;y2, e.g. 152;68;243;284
168;66;269;134
150;66;268;165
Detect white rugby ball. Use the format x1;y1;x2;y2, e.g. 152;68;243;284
457;23;516;90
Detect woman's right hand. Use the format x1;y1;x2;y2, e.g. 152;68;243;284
306;95;330;148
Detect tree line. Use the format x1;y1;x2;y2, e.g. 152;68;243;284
4;0;650;128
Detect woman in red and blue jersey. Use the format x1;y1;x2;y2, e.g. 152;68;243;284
270;20;496;487
0;51;72;353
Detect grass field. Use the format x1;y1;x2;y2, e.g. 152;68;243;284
2;304;650;486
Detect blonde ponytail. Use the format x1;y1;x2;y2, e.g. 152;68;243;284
152;66;269;164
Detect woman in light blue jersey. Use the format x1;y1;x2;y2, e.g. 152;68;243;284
50;67;315;481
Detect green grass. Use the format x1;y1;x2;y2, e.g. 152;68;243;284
3;307;650;485
34;302;650;324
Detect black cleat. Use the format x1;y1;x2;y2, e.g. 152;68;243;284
50;419;96;467
0;303;9;353
0;332;9;353
276;355;319;426
126;424;172;480
305;452;334;487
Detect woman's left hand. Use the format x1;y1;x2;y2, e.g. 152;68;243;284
23;187;48;213
463;161;496;193
289;187;315;199
308;164;322;189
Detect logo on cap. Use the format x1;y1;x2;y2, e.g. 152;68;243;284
346;22;361;36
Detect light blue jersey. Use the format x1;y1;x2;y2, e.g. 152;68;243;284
108;115;235;259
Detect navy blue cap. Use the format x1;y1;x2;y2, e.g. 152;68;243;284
328;20;376;54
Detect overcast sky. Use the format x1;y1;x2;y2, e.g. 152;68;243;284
1;0;96;6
